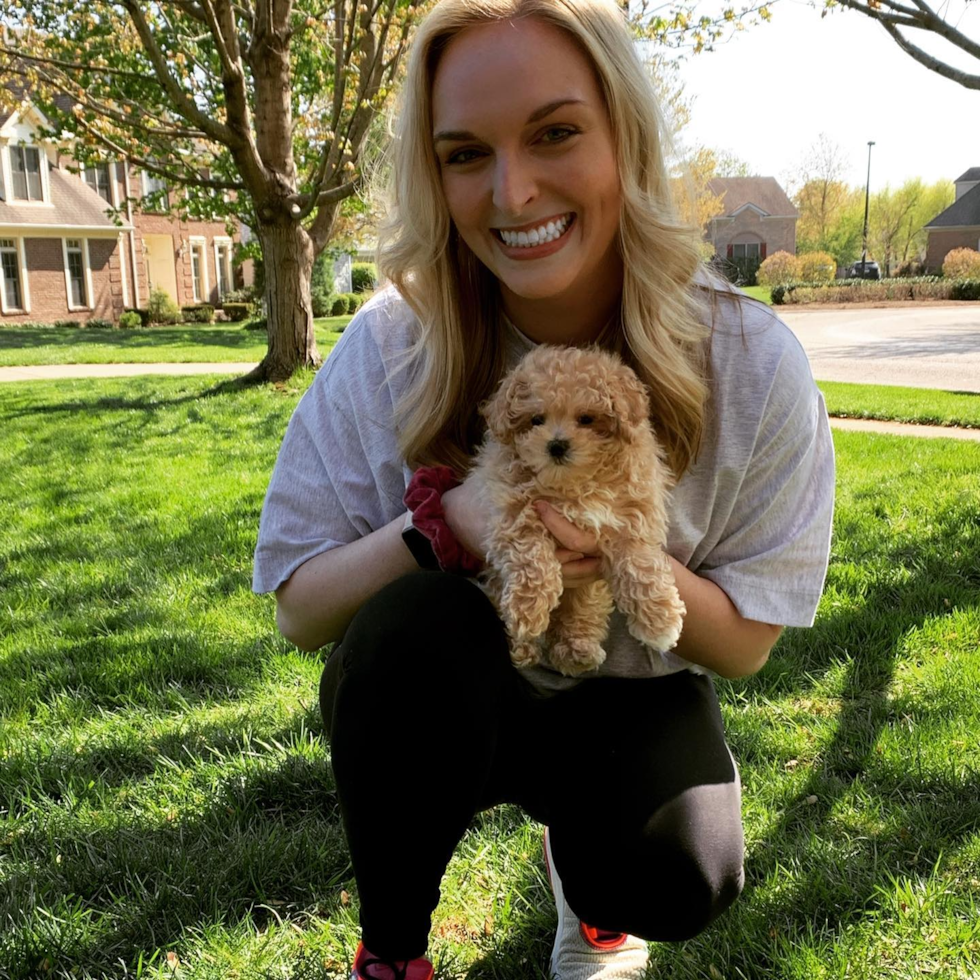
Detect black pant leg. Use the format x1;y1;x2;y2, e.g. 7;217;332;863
321;571;516;961
537;672;745;942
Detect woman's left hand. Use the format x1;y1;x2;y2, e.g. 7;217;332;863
534;501;602;589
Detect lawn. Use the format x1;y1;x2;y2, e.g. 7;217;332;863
740;285;772;305
818;381;980;429
1;374;978;979
0;317;351;367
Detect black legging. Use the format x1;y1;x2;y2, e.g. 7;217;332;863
320;571;744;962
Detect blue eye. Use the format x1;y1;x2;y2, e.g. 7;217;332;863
541;127;577;144
445;148;483;165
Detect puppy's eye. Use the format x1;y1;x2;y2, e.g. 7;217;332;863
530;415;545;426
577;415;595;426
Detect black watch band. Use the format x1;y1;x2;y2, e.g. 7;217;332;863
402;511;440;571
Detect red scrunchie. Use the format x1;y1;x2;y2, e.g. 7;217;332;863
404;466;484;576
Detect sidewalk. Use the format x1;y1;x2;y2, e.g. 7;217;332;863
2;361;979;442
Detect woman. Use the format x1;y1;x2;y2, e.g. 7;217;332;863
253;2;835;978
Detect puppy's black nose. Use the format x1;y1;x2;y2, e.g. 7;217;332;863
547;438;571;461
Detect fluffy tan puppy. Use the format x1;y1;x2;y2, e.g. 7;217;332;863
472;345;686;676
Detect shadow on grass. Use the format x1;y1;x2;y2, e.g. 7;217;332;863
0;326;266;354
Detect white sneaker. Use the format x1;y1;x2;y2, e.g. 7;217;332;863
543;827;650;979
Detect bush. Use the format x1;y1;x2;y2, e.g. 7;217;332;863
243;317;267;331
771;285;787;305
147;287;181;324
124;307;152;327
181;304;215;323
222;302;252;322
797;251;836;284
330;296;349;316
86;318;114;330
311;290;336;318
951;279;980;301
53;319;82;329
757;252;802;289
351;262;377;293
221;286;258;304
773;276;955;305
346;293;362;314
118;311;142;329
942;248;980;281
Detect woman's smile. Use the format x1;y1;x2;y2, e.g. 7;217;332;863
492;212;577;259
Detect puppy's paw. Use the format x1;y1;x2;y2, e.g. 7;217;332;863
549;637;607;676
510;637;541;670
627;601;685;651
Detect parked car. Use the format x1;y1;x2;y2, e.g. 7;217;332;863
847;259;881;280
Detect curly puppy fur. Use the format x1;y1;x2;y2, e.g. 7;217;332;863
472;345;686;676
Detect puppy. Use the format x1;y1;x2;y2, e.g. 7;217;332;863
472;345;686;676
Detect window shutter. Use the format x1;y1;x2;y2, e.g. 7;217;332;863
726;244;733;259
761;243;767;260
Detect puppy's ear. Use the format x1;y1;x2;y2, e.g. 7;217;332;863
481;374;530;443
611;366;652;430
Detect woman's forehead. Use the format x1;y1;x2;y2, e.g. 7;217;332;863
431;18;603;132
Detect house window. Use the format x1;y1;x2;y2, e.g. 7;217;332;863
215;241;232;298
65;239;89;308
191;242;206;302
141;170;168;209
10;146;43;201
731;242;761;260
1;239;24;310
84;162;113;204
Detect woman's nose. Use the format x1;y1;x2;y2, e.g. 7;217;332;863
492;154;537;216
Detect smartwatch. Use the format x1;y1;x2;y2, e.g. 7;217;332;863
402;510;440;571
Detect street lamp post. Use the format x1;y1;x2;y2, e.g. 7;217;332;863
861;141;875;277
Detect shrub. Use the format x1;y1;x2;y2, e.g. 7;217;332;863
86;318;114;330
344;293;361;314
351;262;377;293
942;248;980;281
771;285;787;305
181;304;215;324
330;296;349;316
222;302;252;322
53;319;82;329
951;279;980;301
124;307;152;327
757;252;801;289
119;310;142;329
243;316;267;331
797;251;836;284
147;287;181;324
222;286;258;304
311;290;336;318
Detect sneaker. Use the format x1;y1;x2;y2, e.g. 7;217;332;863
350;941;434;980
543;828;650;980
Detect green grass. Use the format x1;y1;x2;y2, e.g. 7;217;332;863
1;376;979;979
0;317;352;367
819;381;980;430
740;285;772;305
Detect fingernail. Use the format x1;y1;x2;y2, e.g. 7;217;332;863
535;501;549;514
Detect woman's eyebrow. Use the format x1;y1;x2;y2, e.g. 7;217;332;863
432;98;587;144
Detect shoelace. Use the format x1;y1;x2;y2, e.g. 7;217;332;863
359;953;410;980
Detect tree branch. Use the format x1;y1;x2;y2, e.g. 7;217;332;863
879;16;980;88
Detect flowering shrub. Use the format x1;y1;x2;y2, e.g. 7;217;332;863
942;248;980;281
797;251;836;283
757;251;801;289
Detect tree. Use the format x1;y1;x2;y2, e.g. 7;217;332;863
826;0;979;90
0;1;422;381
789;134;852;250
867;178;955;274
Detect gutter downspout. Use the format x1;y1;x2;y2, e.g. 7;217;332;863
125;156;140;308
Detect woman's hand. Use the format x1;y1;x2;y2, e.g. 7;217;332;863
534;501;603;589
441;478;491;562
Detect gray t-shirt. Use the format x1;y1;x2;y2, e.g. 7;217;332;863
253;285;835;694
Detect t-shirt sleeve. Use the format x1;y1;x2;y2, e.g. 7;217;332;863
695;335;836;628
251;317;409;595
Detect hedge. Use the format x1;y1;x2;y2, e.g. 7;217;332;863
771;276;980;305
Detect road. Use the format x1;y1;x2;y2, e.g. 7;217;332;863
779;305;980;393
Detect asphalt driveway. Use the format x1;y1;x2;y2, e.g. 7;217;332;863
780;304;980;393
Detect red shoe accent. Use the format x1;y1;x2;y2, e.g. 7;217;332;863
351;942;434;980
579;922;629;950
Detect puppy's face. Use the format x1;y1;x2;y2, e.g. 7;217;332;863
482;347;650;488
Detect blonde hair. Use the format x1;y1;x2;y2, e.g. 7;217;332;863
377;0;711;477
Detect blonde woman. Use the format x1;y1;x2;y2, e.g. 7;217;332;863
253;1;835;977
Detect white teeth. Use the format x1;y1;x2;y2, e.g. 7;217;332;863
498;214;571;248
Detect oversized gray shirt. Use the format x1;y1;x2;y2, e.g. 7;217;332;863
253;286;835;695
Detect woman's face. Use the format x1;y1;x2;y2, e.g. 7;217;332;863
431;17;622;308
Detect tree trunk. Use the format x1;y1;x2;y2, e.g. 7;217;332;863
247;220;320;383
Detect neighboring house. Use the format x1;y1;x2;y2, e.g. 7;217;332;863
0;98;238;323
924;167;980;273
705;177;799;265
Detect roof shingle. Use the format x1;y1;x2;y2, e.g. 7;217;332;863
707;176;798;218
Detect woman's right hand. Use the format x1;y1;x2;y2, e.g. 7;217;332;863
441;478;490;562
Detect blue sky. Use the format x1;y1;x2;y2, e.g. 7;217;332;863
670;0;979;190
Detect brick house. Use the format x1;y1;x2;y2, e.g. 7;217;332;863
924;168;980;273
705;177;799;266
0;99;239;324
